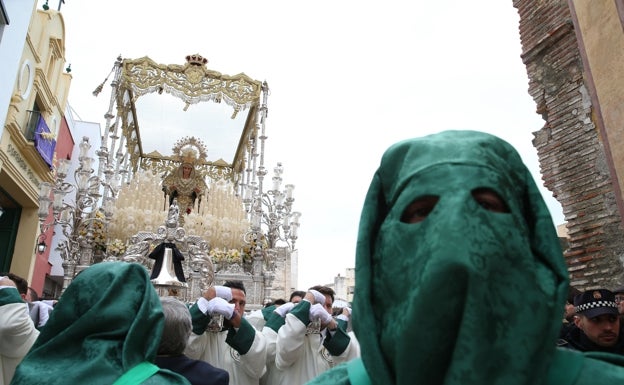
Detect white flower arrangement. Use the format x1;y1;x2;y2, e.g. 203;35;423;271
78;210;107;251
107;238;126;256
92;211;107;251
209;248;251;264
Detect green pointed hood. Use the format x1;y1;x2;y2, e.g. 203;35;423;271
353;130;568;385
11;262;165;385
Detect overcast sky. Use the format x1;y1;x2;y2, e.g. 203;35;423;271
48;0;565;290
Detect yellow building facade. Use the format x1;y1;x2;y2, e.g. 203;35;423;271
0;7;71;284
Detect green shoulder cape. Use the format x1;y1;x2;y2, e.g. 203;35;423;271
10;262;189;385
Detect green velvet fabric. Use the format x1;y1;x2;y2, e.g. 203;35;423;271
225;317;256;355
189;302;210;335
323;327;351;356
355;130;570;384
262;304;277;320
0;287;24;306
10;262;189;385
308;130;624;385
290;299;312;325
265;310;287;332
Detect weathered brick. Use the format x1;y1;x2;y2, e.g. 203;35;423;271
514;0;624;289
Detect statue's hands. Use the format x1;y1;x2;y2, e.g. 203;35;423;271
170;185;177;192
193;187;201;193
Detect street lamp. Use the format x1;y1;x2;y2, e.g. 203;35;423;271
36;234;47;254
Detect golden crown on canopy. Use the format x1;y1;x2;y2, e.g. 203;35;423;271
172;136;208;165
185;53;208;67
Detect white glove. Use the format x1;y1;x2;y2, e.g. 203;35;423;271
206;297;235;319
336;307;352;322
308;289;326;305
309;303;333;324
274;302;296;318
214;286;233;301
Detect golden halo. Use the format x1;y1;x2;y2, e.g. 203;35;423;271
171;136;208;164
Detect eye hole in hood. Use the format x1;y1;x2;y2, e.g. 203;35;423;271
400;188;509;224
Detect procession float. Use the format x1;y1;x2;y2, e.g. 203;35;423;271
38;54;301;308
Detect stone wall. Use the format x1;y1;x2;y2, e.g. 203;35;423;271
513;0;624;289
270;247;294;301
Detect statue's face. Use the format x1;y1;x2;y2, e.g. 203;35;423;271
182;165;192;178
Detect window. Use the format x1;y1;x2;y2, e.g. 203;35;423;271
25;101;42;141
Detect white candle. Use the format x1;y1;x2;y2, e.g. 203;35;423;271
285;184;295;200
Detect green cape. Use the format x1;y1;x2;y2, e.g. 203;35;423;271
10;262;189;385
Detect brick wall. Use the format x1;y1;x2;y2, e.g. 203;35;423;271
513;0;624;289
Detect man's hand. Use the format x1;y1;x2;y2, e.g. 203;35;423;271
337;307;351;322
206;297;235;320
274;302;296;318
203;285;233;301
304;289;326;305
310;303;333;325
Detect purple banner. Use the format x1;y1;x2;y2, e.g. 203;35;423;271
34;115;56;168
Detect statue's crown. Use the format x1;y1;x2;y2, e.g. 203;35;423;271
180;148;198;165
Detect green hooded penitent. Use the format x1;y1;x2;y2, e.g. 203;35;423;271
10;262;189;385
307;130;624;385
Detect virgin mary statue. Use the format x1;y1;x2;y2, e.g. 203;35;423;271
162;144;208;215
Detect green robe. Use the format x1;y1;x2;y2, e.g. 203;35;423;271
10;262;189;385
307;130;624;385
